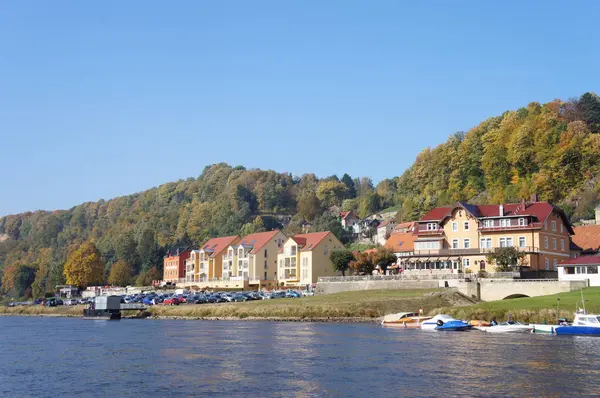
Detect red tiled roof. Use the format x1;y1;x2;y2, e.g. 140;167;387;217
419;201;573;234
239;230;282;254
572;225;600;253
384;232;417;253
378;220;391;229
340;211;355;220
559;255;600;266
201;236;240;257
291;231;332;251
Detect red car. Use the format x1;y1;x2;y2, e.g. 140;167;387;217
164;297;180;306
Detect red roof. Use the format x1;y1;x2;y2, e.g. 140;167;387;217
201;236;240;257
340;211;356;220
378;220;392;229
291;231;332;251
239;230;282;254
559;255;600;266
419;201;573;234
572;225;600;253
384;231;417;253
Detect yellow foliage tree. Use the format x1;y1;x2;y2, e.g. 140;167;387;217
63;241;105;288
107;260;133;287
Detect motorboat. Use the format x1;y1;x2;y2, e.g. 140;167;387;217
421;314;471;331
381;312;432;328
481;321;533;333
555;313;600;336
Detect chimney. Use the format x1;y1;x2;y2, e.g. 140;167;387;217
521;198;526;211
499;204;504;216
530;193;539;203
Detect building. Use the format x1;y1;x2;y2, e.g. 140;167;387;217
163;247;192;282
384;231;417;263
185;236;241;283
277;231;344;287
376;220;396;245
558;255;600;286
339;211;359;231
221;230;287;288
403;199;573;272
393;222;415;234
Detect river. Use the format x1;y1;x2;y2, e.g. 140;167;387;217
1;317;600;397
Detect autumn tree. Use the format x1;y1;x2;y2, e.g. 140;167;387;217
485;247;526;272
1;262;36;298
316;180;348;207
63;241;106;288
107;260;133;287
329;249;355;276
297;191;321;221
135;266;162;286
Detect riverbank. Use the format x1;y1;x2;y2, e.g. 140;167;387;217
0;288;472;321
434;287;600;323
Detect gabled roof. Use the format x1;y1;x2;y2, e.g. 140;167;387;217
393;222;415;233
238;230;282;254
201;236;240;257
384;231;417;253
572;225;600;253
289;231;332;251
378;220;393;229
340;211;356;220
419;201;574;234
165;246;191;258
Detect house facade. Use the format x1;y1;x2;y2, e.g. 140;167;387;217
376;220;396;245
403;200;573;272
185;236;241;283
277;231;344;287
163;248;191;282
558;255;600;286
339;211;359;231
221;230;287;288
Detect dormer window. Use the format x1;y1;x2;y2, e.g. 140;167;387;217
518;218;526;226
426;223;437;231
483;220;492;228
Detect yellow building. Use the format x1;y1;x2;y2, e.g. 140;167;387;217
221;230;287;288
404;200;573;272
277;231;344;287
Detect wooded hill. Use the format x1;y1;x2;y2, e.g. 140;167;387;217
1;92;600;297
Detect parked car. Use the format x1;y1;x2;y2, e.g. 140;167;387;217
164;297;181;306
233;294;247;302
142;297;155;305
302;291;315;297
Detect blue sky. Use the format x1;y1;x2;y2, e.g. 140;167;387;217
1;1;599;216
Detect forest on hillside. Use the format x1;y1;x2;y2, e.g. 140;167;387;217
1;92;600;298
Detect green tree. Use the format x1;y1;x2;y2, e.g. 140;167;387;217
297;191;321;221
329;249;355;276
485;247;526;272
107;260;133;287
580;92;600;134
341;173;357;198
135;266;162;286
312;213;351;244
1;262;36;297
63;241;106;288
115;230;140;272
375;247;397;273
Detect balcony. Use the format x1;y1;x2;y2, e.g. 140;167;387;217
406;246;540;257
416;229;444;236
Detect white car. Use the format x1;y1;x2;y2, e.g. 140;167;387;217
302;291;315;297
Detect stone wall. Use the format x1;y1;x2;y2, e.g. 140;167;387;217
315;280;440;295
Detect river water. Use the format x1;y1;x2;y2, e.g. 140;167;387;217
1;317;600;397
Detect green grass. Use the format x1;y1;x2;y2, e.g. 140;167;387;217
435;287;600;323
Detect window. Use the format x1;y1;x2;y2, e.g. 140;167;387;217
264;271;268;280
483;219;493;228
264;249;268;257
588;267;599;274
561;239;565;252
544;237;548;249
415;241;441;250
452;222;458;232
560;223;564;233
264;260;268;269
518;218;526;226
324;245;328;255
452;239;459;249
480;238;492;249
553;238;557;250
464;239;471;249
552;221;557;232
545;258;550;270
302;257;309;267
500;219;510;227
553;259;558;270
544;221;548;230
290;245;297;256
427;223;437;231
480;260;486;271
499;237;513;247
464;221;470;231
576;266;586;274
519;237;526;248
463;258;470;268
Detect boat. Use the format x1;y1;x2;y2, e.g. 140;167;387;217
530;324;559;334
469;320;490;327
421;314;472;331
555;313;600;336
83;295;122;320
381;312;432;328
481;321;533;333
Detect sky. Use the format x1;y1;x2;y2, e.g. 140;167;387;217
1;1;599;216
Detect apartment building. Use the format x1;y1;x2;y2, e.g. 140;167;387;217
403;199;573;272
277;231;344;287
163;247;191;282
185;236;240;283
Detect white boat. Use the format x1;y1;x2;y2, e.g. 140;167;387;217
381;312;432;328
421;314;457;330
481;321;533;333
530;324;560;334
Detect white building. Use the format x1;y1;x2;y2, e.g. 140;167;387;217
558;256;600;286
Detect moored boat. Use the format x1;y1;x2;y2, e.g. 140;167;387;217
555;313;600;336
83;295;122;320
481;321;533;333
381;312;432;328
421;314;472;331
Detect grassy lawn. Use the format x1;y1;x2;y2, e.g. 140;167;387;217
437;287;600;323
